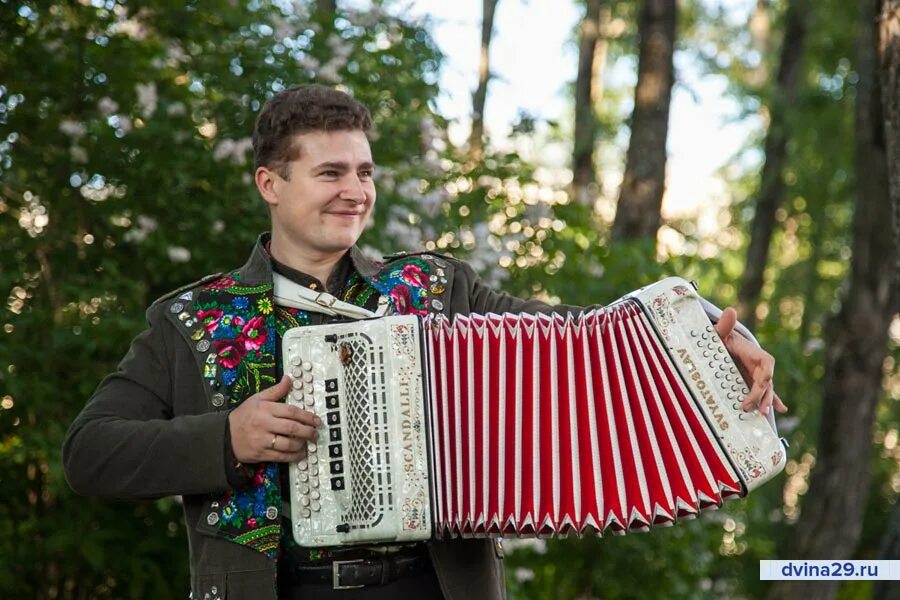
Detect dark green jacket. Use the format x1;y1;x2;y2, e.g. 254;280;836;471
63;237;585;600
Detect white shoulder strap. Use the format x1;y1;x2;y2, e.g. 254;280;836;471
273;272;389;319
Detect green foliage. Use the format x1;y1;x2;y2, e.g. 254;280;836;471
0;1;445;597
1;0;896;598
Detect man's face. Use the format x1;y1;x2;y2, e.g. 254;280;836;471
260;129;375;258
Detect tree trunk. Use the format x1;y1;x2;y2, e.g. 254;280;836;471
468;0;499;158
572;0;608;205
880;0;900;285
874;499;900;600
873;15;900;598
736;0;809;329
767;1;898;598
611;0;676;243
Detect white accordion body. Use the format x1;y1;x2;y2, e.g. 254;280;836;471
282;277;786;547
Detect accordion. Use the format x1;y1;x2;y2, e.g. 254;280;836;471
282;277;786;547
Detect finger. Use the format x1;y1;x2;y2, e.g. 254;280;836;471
758;381;774;415
269;434;309;453
741;375;770;411
715;307;738;341
256;375;293;403
270;403;323;427
269;418;319;442
773;392;788;413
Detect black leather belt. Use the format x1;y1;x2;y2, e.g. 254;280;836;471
285;554;430;589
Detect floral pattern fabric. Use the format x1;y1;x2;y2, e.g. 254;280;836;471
192;255;433;558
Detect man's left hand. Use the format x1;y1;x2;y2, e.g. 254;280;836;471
714;307;788;416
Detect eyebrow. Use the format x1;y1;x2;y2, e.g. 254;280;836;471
312;160;375;171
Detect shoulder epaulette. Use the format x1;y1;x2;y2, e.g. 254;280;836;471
151;272;223;306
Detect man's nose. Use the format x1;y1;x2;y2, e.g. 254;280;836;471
339;175;367;203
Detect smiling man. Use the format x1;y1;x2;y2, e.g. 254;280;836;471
63;85;784;600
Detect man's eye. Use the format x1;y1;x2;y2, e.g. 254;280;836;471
359;170;373;179
321;170;339;177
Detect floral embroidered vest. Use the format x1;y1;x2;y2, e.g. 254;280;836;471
160;251;451;559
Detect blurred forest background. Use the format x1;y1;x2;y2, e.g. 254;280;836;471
1;0;899;598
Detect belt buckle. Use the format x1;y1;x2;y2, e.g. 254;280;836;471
315;292;338;308
332;559;366;590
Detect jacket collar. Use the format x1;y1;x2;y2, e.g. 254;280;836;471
235;233;384;286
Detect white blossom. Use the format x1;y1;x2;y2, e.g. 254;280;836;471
297;55;320;72
135;82;158;118
114;18;149;41
396;178;420;198
69;145;88;163
124;214;158;243
213;138;253;165
384;206;425;250
167;102;187;117
513;568;535;583
167;246;191;263
118;116;133;134
97;97;119;117
418;189;446;218
317;64;341;83
59;120;86;139
166;43;189;67
272;15;297;40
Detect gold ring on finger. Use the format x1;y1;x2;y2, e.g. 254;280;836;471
270;435;278;450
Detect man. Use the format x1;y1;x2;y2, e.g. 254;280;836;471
63;85;786;600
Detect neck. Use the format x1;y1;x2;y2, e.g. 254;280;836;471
269;234;346;285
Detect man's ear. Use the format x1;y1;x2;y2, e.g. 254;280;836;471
255;166;280;207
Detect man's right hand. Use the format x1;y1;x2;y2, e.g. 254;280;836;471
228;375;321;463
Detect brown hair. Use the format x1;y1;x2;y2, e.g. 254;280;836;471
252;85;373;178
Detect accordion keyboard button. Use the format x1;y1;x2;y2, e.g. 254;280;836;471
331;477;345;490
291;379;302;390
301;508;311;519
299;497;310;507
311;490;320;500
325;379;338;392
302;362;313;371
330;461;344;474
299;472;308;482
309;455;318;465
329;428;341;442
310;466;319;476
326;395;339;409
291;367;303;378
311;501;320;512
308;443;317;453
329;445;342;458
304;385;313;396
290;355;301;366
301;485;310;495
298;460;307;471
327;413;340;425
304;397;314;407
303;373;313;383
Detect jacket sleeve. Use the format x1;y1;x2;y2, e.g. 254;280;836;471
63;303;232;500
451;259;600;316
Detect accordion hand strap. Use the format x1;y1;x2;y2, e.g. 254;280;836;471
273;272;389;319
